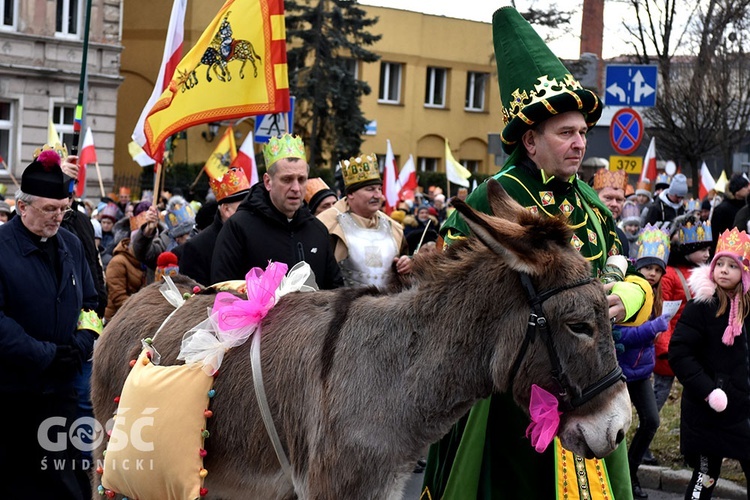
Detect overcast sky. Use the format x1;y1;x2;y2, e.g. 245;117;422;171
358;0;637;59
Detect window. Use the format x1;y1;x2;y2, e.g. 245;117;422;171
52;104;76;151
377;153;400;173
379;62;402;104
462;160;480;174
465;72;488;111
1;0;15;28
0;101;12;167
344;58;359;79
425;67;447;108
56;0;80;36
417;157;438;172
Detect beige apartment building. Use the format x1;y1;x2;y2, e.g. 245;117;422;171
0;0;122;197
115;3;501;187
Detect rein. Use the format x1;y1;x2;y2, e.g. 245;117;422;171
507;273;624;412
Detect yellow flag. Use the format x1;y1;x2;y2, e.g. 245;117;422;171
48;119;62;147
445;140;471;187
204;127;237;180
142;0;290;159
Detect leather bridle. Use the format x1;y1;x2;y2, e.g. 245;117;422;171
507;272;625;412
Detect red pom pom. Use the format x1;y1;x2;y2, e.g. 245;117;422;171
37;150;61;171
193;285;201;294
157;251;179;268
200;488;209;496
113;396;120;403
129;359;137;368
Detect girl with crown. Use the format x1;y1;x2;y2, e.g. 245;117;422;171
652;215;713;421
668;228;750;498
614;224;671;498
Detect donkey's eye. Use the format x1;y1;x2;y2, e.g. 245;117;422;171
568;323;593;337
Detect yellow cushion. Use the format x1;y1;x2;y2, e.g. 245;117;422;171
101;350;214;499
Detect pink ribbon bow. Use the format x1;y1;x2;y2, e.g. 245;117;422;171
526;384;562;453
212;262;288;335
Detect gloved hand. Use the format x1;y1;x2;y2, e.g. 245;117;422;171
652;314;670;333
706;388;727;412
45;345;82;378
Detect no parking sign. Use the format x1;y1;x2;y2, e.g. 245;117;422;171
609;108;643;155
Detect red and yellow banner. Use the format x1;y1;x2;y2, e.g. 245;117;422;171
204;127;237;180
142;0;289;158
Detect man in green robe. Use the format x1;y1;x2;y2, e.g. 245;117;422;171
422;7;652;500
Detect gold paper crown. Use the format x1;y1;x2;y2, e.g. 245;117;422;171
592;169;628;191
340;153;380;189
262;134;306;168
715;228;750;271
209;167;250;203
33;143;68;161
305;177;331;203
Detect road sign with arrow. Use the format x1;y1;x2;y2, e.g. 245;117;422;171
605;65;658;107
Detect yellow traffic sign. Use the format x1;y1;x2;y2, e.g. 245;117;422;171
609;155;643;174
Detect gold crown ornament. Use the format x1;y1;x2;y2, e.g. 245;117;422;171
340;153;381;192
262;134;306;168
592;169;628;191
209;167;251;203
33;142;68;161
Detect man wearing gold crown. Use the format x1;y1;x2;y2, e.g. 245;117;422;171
180;167;251;286
211;134;343;289
593;168;631;258
424;7;653;500
317;153;412;287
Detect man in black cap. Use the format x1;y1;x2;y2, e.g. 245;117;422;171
0;149;101;499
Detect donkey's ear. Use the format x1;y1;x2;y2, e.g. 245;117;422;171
485;179;523;222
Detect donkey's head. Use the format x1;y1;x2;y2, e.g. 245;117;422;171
452;179;631;458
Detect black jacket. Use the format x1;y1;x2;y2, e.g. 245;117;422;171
711;195;746;244
180;212;223;286
62;202;107;316
211;183;343;289
669;297;750;460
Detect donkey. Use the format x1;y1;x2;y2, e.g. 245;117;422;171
91;179;631;499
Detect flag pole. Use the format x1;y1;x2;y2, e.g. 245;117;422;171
72;0;93;155
153;163;163;208
190;167;206;191
94;160;105;197
1;160;20;188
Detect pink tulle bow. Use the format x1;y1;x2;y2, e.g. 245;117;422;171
526;384;562;453
212;262;289;333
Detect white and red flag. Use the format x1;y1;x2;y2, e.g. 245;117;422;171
131;0;187;164
397;154;418;200
640;137;657;185
698;161;716;199
231;132;259;187
76;127;97;198
382;139;399;214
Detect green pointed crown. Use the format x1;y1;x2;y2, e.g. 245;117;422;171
493;7;603;153
340;153;381;193
263;134;307;168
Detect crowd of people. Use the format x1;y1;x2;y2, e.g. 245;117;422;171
1;5;749;500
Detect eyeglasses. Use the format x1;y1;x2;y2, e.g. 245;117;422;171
27;203;74;217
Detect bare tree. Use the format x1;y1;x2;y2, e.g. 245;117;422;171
624;0;750;194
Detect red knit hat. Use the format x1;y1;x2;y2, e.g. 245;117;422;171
155;251;179;282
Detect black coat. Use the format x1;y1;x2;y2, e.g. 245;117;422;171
711;196;746;247
61;202;107;316
180;212;223;286
669;297;750;460
211;183;344;289
0;217;99;394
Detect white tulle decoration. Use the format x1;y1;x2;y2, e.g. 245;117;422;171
177;262;318;375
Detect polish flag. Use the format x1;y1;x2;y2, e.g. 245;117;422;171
76;127;97;197
640;137;657;184
698;161;716;199
397;154;418;200
382;140;399;214
231;132;259;187
131;0;186;164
